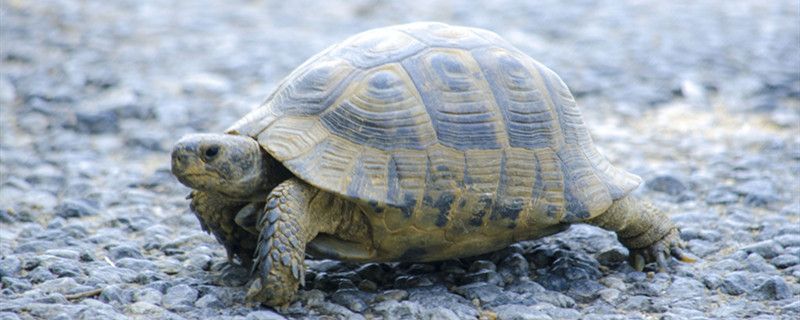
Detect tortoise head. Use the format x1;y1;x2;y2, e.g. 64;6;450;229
171;133;269;199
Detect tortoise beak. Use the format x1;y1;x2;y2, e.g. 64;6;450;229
171;137;204;181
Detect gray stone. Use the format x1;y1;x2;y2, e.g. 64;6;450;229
99;285;133;304
775;234;800;247
734;179;779;206
108;245;144;261
115;258;158;271
705;186;739;205
423;307;461;320
133;288;163;305
330;289;367;313
162;284;198;311
771;254;800;268
54;199;98;218
750;277;792;300
375;289;409;302
2;277;32;293
74;109;120;134
0;256;22;277
596;246;627;266
372;300;422;319
452;282;503;305
245;310;287;320
741;240;784;259
493;304;553;320
469;260;497;272
720;272;753;295
194;293;224;308
647;175;687;196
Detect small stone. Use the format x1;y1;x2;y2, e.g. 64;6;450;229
355;263;386;284
596;246;627;266
706;186;739;205
687;239;720;257
498;253;530;280
0;256;22;277
115;258;157;271
108;245;144;261
375;289;409;302
771;254;800;268
775;234;800;247
423;307;462;320
48;261;82;277
745;253;777;273
127;302;168;317
372;300;422;319
598;288;620;303
161;284;198;311
133;288;163;305
194;293;224;308
452;283;503;305
459;270;504;286
54;199;98;218
330;289;367;313
357;279;378;292
493;304;553;320
2;277;32;293
741;240;783;259
74;110;119;134
734;179;779;206
28;266;55;283
468;260;497;272
750;277;792;300
246;310;287;320
566;279;604;303
647;175;687;196
100;285;132;304
43;249;80;260
534;291;576;308
720;272;752;295
37;278;90;295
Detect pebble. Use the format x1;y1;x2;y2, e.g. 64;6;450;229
330;289;368;312
54;199;99;219
720;272;753;296
375;289;409;302
162;284;199;311
493;304;553;320
771;254;800;268
750;277;792;301
741;240;784;259
245;310;287;320
646;175;688;196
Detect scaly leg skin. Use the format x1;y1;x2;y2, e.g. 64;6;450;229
587;195;696;271
245;178;322;308
189;191;258;267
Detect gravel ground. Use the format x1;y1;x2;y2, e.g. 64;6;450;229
1;1;799;319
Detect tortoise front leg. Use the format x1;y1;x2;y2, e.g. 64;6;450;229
587;195;695;271
246;178;323;307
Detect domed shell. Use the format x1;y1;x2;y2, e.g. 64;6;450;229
228;22;641;222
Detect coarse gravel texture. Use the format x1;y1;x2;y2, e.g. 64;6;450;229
1;0;799;319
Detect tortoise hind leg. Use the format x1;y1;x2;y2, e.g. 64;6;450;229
587;195;695;271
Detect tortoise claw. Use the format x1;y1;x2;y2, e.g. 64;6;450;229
628;228;695;272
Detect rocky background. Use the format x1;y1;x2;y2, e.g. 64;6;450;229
1;0;798;319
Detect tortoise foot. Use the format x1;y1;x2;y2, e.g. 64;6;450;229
628;228;696;272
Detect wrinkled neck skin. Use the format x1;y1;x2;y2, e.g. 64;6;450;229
247;149;293;201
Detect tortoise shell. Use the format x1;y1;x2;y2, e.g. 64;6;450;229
228;22;641;237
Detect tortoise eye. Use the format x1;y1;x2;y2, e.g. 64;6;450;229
203;145;220;160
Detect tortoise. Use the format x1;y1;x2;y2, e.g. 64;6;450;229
171;22;694;307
